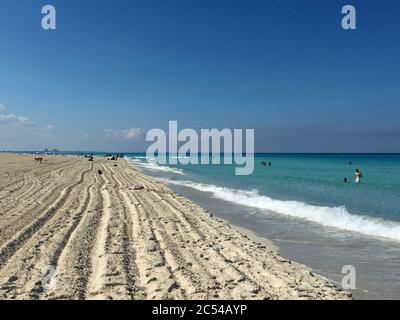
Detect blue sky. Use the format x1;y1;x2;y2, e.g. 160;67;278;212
0;0;399;152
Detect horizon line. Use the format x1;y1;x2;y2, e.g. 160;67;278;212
3;150;400;155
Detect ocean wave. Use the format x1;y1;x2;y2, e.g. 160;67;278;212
127;158;185;175
165;179;400;242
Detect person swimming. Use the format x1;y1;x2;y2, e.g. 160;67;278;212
354;169;363;183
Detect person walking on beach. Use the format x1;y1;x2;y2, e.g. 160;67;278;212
354;169;363;183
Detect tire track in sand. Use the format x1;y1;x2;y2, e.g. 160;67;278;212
43;168;106;299
108;167;194;299
0;162;94;299
0;160;84;226
113;168;252;299
86;164;143;300
0;163;93;270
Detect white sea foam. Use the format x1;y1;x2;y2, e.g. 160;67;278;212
128;157;185;175
165;179;400;242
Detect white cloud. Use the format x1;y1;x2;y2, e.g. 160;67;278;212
0;104;33;125
123;127;143;139
0;113;33;124
45;124;56;130
104;127;143;140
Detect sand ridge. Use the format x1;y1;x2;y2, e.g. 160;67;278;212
0;153;351;300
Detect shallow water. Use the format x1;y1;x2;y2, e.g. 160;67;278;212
167;184;400;300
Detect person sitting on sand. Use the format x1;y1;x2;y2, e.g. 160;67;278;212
354;169;363;183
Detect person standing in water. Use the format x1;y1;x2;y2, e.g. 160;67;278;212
354;169;363;183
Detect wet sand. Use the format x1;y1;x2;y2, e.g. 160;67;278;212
0;153;351;300
166;179;400;300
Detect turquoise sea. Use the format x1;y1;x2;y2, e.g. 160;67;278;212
128;153;400;240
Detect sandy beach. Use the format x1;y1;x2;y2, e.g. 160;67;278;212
0;153;351;300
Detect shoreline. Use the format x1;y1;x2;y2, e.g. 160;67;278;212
225;221;278;252
150;165;400;300
0;153;351;300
